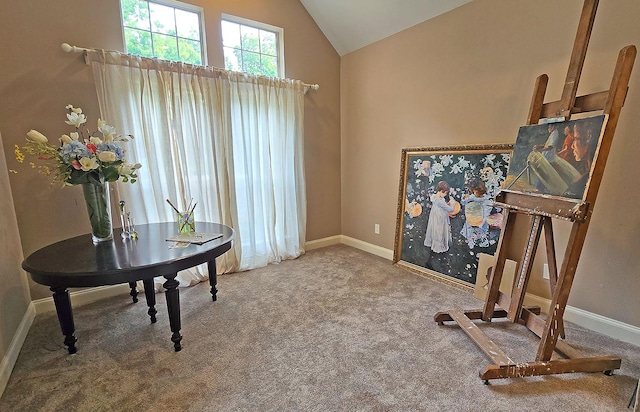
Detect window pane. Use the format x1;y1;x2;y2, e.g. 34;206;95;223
260;30;277;56
124;27;153;57
150;2;176;35
121;0;150;30
242;51;262;74
178;38;202;65
153;32;179;61
175;9;200;40
223;47;241;71
221;21;240;48
221;16;282;77
262;55;277;77
121;0;204;64
240;25;260;52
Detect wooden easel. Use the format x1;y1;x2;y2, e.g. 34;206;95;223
434;0;636;382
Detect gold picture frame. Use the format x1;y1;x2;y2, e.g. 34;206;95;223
393;144;513;288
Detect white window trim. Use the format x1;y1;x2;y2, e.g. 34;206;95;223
119;0;208;66
221;13;285;77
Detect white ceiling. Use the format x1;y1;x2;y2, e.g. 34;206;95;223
299;0;474;56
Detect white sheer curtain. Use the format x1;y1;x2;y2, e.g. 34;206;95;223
88;51;306;288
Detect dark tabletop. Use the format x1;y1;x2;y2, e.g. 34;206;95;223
22;222;234;288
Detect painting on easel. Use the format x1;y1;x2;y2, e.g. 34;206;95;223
393;144;512;288
503;114;607;201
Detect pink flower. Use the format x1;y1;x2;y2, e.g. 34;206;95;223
71;159;82;170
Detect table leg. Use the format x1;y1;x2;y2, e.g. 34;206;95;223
128;281;139;303
143;279;157;323
163;275;182;351
51;287;77;354
207;260;218;301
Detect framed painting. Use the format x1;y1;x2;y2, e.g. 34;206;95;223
502;114;607;201
393;144;513;288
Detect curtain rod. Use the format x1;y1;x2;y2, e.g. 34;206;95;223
61;43;320;92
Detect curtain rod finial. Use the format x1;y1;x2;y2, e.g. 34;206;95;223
61;43;90;53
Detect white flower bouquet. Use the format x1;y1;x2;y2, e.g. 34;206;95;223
14;104;141;186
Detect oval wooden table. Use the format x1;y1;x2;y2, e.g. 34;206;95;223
22;222;234;354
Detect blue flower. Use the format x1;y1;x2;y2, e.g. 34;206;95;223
60;141;90;162
97;142;125;160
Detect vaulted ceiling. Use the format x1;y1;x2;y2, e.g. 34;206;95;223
299;0;474;56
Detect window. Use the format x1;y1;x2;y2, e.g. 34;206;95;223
221;14;284;77
120;0;205;65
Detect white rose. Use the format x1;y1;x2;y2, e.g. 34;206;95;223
98;151;117;162
89;136;103;145
26;130;49;144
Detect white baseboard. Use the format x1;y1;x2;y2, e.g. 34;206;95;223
523;293;640;347
311;235;640;348
339;235;394;260
32;284;131;315
0;303;35;399
305;235;342;251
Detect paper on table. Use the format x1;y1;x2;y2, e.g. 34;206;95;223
165;232;223;245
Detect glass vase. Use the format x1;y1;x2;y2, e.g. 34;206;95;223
81;181;113;243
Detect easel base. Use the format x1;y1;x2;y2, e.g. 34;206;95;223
481;356;621;382
435;308;621;382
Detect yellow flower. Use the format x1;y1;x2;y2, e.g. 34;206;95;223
14;145;25;163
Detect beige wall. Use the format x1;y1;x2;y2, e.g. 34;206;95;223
0;0;341;301
341;0;640;327
0;136;32;374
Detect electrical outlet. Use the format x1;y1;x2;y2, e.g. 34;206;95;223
543;263;550;279
374;224;380;234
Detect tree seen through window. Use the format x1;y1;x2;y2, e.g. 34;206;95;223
221;18;281;77
120;0;203;65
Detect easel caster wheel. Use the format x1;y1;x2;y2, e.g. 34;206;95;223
604;370;614;376
484;380;490;385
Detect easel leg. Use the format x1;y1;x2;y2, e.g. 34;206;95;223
482;209;516;321
537;222;587;361
542;217;565;339
629;378;639;410
508;215;544;322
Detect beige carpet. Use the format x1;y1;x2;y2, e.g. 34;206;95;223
1;244;638;411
